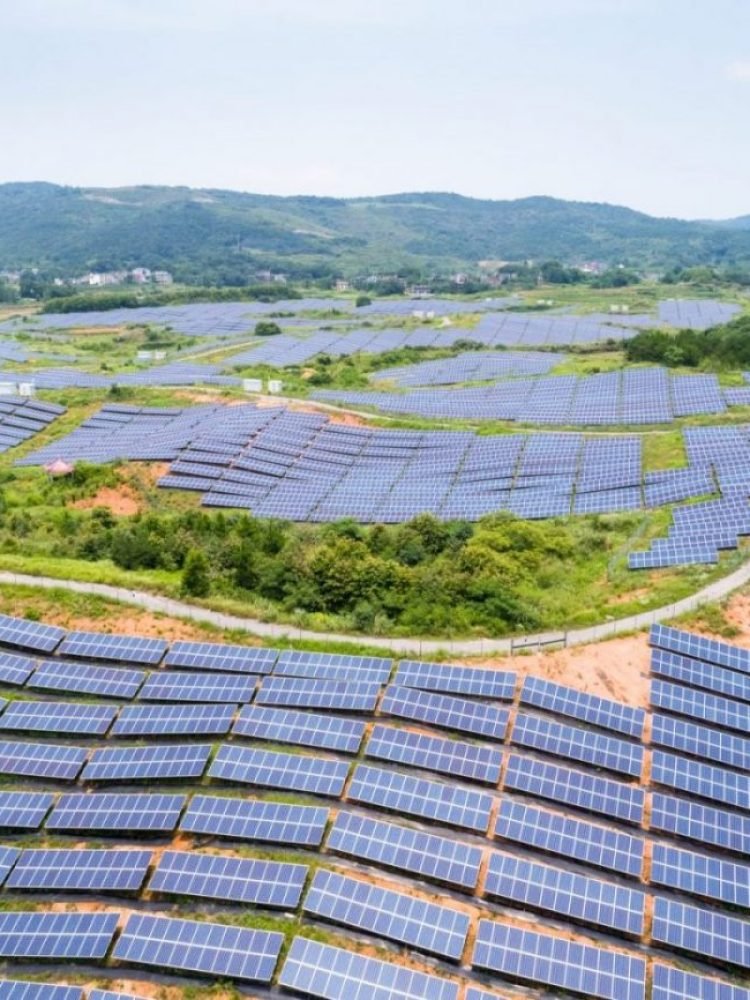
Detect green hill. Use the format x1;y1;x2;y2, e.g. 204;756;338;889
1;182;750;279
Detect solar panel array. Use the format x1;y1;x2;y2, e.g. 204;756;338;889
0;398;65;454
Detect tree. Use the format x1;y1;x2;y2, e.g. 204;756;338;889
355;295;371;307
254;320;282;337
181;548;210;597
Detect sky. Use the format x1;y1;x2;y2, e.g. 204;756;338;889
2;0;749;219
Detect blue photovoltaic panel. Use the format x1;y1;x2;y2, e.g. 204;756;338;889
651;841;750;907
494;799;645;877
651;624;750;675
652;963;750;1000
0;614;64;654
209;744;349;796
57;631;167;665
180;794;328;845
233;705;365;753
650;792;750;855
7;848;151;892
303;868;470;961
327;810;482;889
164;641;277;674
0;912;119;959
365;724;502;784
255;676;380;711
0;792;54;830
112;703;235;737
650;680;750;733
47;793;186;832
0;740;86;780
652;896;750;967
520;675;645;737
651;749;750;810
504;753;645;824
278;937;459;1000
149;850;307;907
651;713;750;771
28;660;145;699
652;647;750;702
511;712;644;777
0;983;82;1000
81;743;212;782
113;913;283;983
273;649;392;683
394;660;516;698
138;671;256;703
485;850;645;935
89;991;149;1000
472;920;646;1000
0;701;116;736
348;763;493;832
0;847;20;884
0;652;37;686
380;685;508;739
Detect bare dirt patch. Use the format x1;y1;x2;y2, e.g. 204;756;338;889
703;592;750;647
71;485;143;516
40;608;219;643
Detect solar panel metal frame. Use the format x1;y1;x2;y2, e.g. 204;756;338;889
180;794;329;845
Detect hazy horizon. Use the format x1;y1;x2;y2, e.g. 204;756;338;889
2;0;749;218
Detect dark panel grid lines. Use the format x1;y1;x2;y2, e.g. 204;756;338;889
273;649;392;683
652;895;750;968
651;750;750;811
326;810;482;889
209;744;349;796
233;705;365;753
164;641;277;674
472;920;646;1000
303;868;470;961
47;793;186;833
0;651;38;687
0;792;55;831
80;744;213;783
148;850;308;908
58;631;167;665
651;793;750;855
113;913;283;983
0;740;87;781
138;671;257;703
348;763;493;832
651;842;750;908
0;701;117;736
255;676;381;712
652;963;750;1000
520;675;645;738
0;911;119;960
0;614;64;654
112;703;235;737
278;936;460;1000
29;660;145;700
180;795;329;846
651;713;750;772
394;660;516;699
365;724;503;784
6;848;152;893
380;685;509;739
651;679;750;734
511;712;644;777
503;753;646;824
651;624;750;675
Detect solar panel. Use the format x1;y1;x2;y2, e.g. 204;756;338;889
0;614;64;653
365;724;502;783
28;660;145;699
209;744;349;796
650;792;750;855
113;913;283;982
0;912;118;959
651;749;750;810
651;841;750;907
485;850;645;935
652;647;750;702
652;963;750;1000
111;703;235;737
511;712;644;777
278;937;459;1000
138;671;256;703
472;920;646;1000
504;753;645;823
380;685;508;738
348;763;493;832
164;640;277;674
0;701;117;736
47;793;186;832
57;631;167;665
0;792;54;830
304;868;469;961
327;810;482;889
273;649;392;683
651;679;750;733
520;675;645;737
0;651;37;686
81;743;212;782
149;849;307;907
494;798;644;876
0;740;87;780
255;676;381;711
0;982;82;1000
651;624;750;675
394;660;516;698
7;848;151;892
651;713;750;771
652;895;750;967
89;991;149;1000
233;705;365;753
180;794;328;845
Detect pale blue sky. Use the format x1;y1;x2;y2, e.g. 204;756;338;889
2;0;748;218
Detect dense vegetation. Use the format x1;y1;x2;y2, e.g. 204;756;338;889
625;315;750;368
3;183;750;283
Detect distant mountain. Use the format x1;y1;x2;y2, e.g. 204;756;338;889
1;182;750;279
